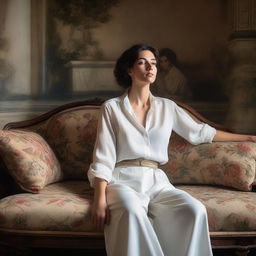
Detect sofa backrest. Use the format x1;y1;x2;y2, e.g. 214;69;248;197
4;101;102;180
44;105;100;179
2;99;233;183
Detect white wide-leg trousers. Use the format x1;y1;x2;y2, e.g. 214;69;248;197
104;166;213;256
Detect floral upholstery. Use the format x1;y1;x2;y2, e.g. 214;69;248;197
179;185;256;231
0;181;255;232
0;181;94;231
0;130;62;193
1;104;256;237
11;105;254;192
45;106;100;180
163;133;256;191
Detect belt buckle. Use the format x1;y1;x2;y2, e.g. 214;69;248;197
139;159;148;166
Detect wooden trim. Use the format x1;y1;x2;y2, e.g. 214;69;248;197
3;98;228;131
210;231;256;250
1;228;255;239
0;228;256;250
0;228;105;249
174;100;230;131
3;98;104;130
0;228;104;238
210;231;256;238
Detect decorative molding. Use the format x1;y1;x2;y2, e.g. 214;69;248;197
30;0;46;97
0;0;7;34
230;30;256;38
66;60;116;69
66;60;121;93
233;0;256;32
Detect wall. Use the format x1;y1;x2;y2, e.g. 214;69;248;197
49;0;231;101
93;0;230;63
3;0;31;97
0;0;233;128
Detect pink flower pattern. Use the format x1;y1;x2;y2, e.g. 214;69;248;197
0;182;255;232
163;132;256;191
0;105;255;234
0;181;94;231
45;106;100;180
0;130;62;193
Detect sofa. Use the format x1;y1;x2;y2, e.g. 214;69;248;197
0;99;255;256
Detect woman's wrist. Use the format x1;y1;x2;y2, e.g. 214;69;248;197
94;190;106;201
249;135;256;142
238;135;255;142
94;177;107;202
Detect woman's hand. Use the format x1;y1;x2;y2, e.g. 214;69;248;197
91;197;110;230
91;177;110;230
249;135;256;142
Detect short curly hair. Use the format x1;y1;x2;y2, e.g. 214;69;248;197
159;48;177;67
114;44;159;88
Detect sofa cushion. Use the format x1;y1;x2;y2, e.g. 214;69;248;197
0;130;63;193
178;185;256;232
0;181;255;233
163;133;256;191
45;106;100;180
0;181;95;232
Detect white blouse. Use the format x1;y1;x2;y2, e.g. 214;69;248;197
87;92;216;187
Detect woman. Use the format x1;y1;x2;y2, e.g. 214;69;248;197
88;44;256;256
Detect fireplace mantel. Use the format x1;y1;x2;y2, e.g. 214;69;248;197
66;60;122;94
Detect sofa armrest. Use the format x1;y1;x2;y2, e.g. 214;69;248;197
164;133;256;191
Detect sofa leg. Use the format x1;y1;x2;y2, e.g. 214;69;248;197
235;248;250;256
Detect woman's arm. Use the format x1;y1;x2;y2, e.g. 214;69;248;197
213;130;256;142
88;103;117;188
91;177;110;230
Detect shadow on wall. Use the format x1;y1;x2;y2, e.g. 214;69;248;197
224;39;256;134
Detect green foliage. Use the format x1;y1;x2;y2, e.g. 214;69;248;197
53;0;119;27
45;0;120;97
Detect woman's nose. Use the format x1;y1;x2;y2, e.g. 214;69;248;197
146;62;153;70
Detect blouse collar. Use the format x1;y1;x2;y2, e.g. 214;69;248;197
121;89;155;112
121;89;155;132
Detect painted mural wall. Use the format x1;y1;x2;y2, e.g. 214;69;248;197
0;0;31;98
0;0;231;101
45;0;231;101
0;0;255;133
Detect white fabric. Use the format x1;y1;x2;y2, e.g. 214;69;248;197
105;166;213;256
156;66;188;96
166;66;187;95
88;91;216;187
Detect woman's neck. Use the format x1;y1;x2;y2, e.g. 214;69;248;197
128;84;150;107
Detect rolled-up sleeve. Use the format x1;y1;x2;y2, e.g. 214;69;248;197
172;103;216;145
87;103;116;187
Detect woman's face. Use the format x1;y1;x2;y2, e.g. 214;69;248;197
159;56;171;71
128;50;157;86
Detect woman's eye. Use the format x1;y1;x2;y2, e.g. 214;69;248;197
138;60;145;65
137;60;157;66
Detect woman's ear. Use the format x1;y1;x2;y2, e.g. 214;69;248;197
127;68;132;76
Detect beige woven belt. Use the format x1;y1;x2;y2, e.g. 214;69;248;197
115;158;159;168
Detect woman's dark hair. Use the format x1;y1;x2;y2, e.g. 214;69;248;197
114;44;159;88
159;48;177;67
